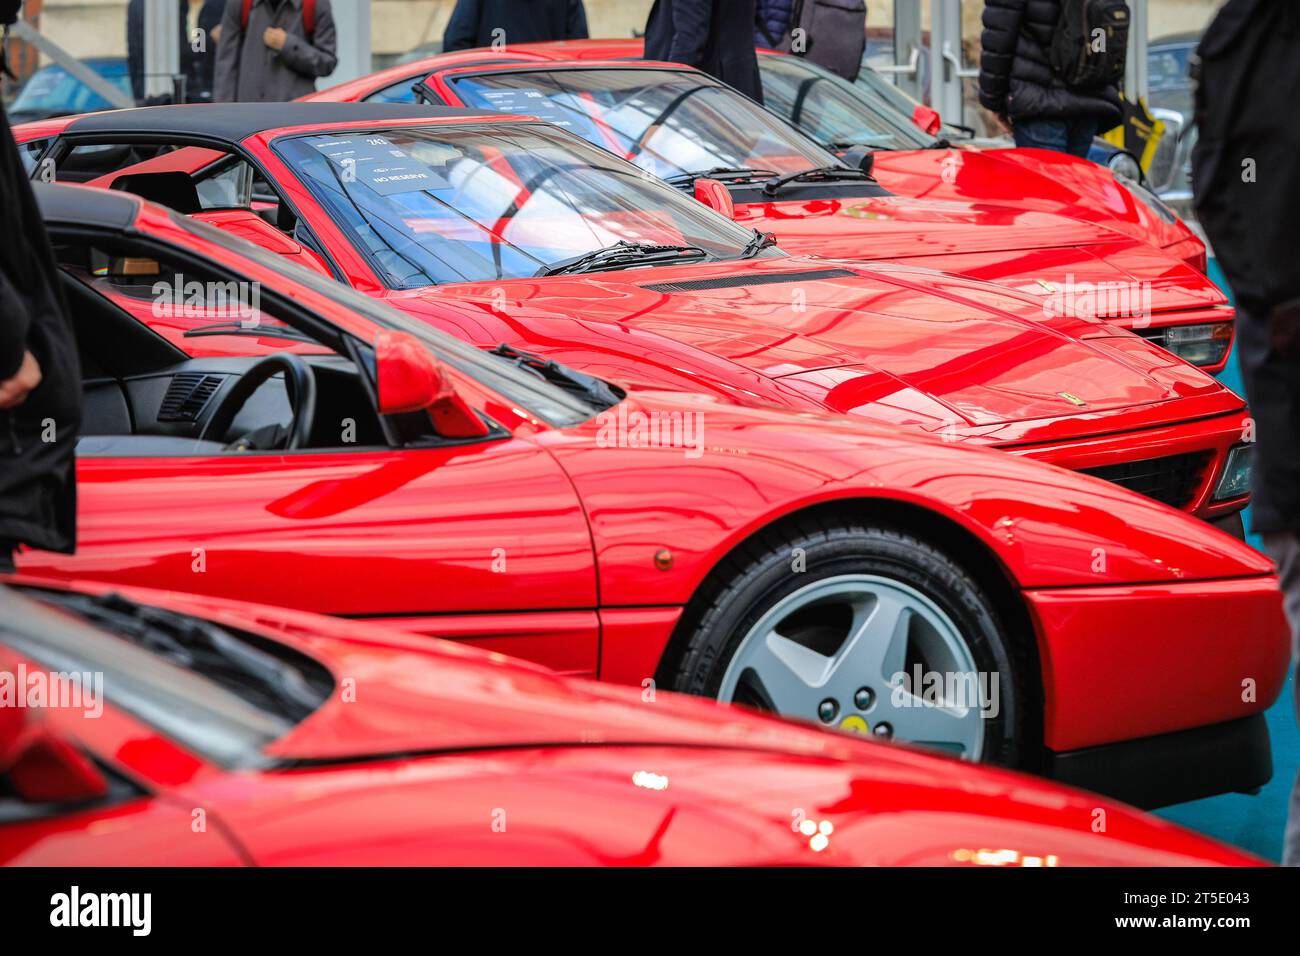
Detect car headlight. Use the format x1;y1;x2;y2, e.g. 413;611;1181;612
1112;167;1180;225
1164;322;1234;367
1213;443;1253;501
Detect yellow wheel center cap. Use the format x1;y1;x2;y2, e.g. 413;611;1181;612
838;715;870;735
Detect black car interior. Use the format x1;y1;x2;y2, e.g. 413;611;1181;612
55;234;388;457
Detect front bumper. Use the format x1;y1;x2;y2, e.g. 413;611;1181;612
1025;575;1288;781
1046;714;1272;809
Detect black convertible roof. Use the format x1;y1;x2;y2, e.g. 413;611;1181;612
36;181;140;228
60;102;501;143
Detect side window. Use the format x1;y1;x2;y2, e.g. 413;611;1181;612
54;233;389;452
363;76;422;104
194;158;255;209
58;241;331;358
18;138;51;178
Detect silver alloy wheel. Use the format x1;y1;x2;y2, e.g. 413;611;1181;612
717;574;986;760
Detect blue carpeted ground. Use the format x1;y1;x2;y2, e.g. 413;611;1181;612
1151;260;1298;861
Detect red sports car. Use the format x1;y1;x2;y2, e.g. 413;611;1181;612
12;183;1290;810
0;580;1263;866
15;104;1255;534
308;41;1232;372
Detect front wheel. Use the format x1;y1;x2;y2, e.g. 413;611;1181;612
668;519;1032;766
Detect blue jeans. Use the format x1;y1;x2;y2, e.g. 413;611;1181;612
1012;117;1098;157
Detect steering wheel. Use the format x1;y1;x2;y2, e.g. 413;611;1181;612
199;353;317;451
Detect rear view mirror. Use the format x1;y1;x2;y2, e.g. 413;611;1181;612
912;104;943;137
693;177;735;219
373;330;489;438
841;146;875;177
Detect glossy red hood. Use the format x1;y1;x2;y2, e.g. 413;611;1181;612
736;193;1121;258
734;193;1221;315
405;257;1238;435
98;585;1257;866
870;146;1192;252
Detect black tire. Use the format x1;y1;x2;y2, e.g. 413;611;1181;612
666;516;1033;767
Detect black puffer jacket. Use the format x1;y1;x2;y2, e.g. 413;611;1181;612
0;72;82;557
978;0;1122;128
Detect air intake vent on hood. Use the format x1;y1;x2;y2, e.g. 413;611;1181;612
641;268;857;294
158;373;226;423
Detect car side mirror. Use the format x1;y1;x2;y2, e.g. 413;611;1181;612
693;177;735;219
841;146;875;177
0;706;108;805
373;330;489;438
912;104;943;137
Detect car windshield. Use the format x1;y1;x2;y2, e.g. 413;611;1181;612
1;586;333;768
273;122;765;289
757;54;932;150
173;210;614;427
447;66;834;183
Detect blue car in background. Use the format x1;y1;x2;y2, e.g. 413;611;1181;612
7;57;131;124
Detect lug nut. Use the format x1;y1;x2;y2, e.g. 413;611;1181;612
873;722;893;740
817;699;839;723
854;687;874;710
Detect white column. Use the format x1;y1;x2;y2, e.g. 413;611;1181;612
143;0;180;100
321;0;371;88
1125;0;1149;102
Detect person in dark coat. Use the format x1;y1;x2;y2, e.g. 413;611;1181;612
753;0;795;48
213;0;337;103
644;0;763;104
1193;0;1300;867
977;0;1122;156
443;0;588;52
0;0;83;573
128;0;225;103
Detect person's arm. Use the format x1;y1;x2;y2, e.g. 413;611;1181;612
666;0;710;67
977;0;1025;115
277;0;338;78
566;0;589;40
0;269;40;408
212;0;243;102
442;0;482;52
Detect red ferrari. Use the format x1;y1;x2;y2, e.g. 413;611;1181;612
0;580;1263;866
11;183;1290;811
307;41;1232;372
14;104;1254;535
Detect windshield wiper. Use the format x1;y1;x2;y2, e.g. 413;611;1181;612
42;590;331;722
488;343;622;409
825;141;896;152
535;240;707;277
740;229;778;258
762;164;875;197
183;321;315;343
664;166;778;188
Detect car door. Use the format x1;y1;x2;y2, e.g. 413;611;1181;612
16;224;601;677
